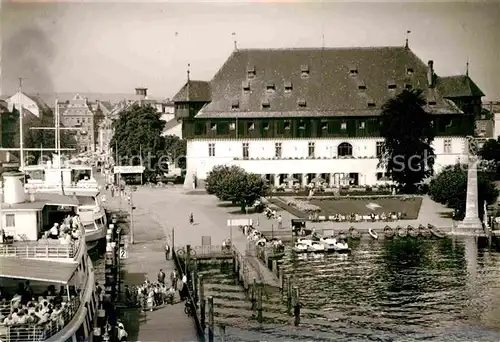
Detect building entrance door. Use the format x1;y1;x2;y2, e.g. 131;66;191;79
349;173;359;186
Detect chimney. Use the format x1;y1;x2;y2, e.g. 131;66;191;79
2;171;26;204
135;88;148;100
427;60;434;87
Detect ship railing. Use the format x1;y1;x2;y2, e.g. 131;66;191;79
25;182;98;190
0;296;81;342
0;240;80;259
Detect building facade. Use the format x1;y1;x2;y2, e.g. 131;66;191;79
4;92;49;118
60;94;95;153
173;46;485;188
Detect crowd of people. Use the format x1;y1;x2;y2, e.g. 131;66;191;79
42;214;82;244
123;269;190;312
0;282;80;340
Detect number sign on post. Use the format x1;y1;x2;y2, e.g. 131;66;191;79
119;247;128;259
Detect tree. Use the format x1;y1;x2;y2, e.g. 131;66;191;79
164;135;187;169
4;107;77;164
110;104;166;182
205;165;269;212
379;89;435;194
478;137;500;180
429;164;498;220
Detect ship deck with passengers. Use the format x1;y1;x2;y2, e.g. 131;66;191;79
0;171;98;342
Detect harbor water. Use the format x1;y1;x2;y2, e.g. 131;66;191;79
203;237;500;342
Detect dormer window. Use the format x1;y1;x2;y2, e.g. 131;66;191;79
210;123;217;131
298;121;306;130
284;121;291;130
301;64;310;78
242;80;251;92
405;83;413;90
367;101;376;108
387;81;397;90
284;80;293;93
231;99;239;110
349;64;358;75
266;82;276;92
262;100;270;109
247;65;256;79
229;123;236;130
406;67;414;75
358;81;366;90
297;99;307;108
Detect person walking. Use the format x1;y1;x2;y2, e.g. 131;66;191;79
157;269;166;285
277;214;283;229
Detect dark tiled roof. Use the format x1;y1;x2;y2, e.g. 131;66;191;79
100;101;113;111
196;47;462;119
437;75;485;98
62;105;93;117
172;80;211;102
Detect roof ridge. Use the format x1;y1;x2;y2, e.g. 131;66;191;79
235;46;407;52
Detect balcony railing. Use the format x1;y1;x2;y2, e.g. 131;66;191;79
0;296;81;342
25;181;98;190
0;240;80;259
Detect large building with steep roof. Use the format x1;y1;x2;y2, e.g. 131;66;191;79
60;94;95;153
3;92;50;118
175;46;484;188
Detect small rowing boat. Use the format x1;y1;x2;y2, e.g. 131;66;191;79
384;226;394;239
397;225;407;238
349;226;361;239
368;228;378;240
428;224;446;238
407;225;419;238
418;224;431;237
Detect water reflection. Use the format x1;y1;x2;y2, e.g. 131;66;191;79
224;238;500;341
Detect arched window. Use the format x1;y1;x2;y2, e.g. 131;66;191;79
338;142;353;157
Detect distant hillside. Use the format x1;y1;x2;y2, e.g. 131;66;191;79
24;92;167;106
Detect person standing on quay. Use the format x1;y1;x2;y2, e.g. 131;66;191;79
157;269;166;285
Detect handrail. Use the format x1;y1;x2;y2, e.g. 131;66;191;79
0;297;81;342
0;241;79;259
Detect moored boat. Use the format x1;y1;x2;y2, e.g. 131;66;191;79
407;225;419;238
397;225;408;238
293;242;309;253
297;237;313;246
384;226;395;239
349;226;361;239
418;224;432;237
0;171;99;342
308;241;326;253
368;228;378;240
428;224;447;238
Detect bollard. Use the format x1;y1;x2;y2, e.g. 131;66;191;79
251;278;256;310
208;296;214;342
192;271;198;303
286;277;292;315
294;286;300;326
257;283;263;323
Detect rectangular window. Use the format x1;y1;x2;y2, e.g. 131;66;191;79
275;142;282;158
321;121;328;130
263;122;270;131
444;139;452;154
359;121;365;129
242;142;249;159
308;142;315;158
298;121;306;130
242;81;251;92
208;143;215;157
229;123;236;131
217;123;229;135
340;122;347;130
266;83;276;92
284;121;291;130
406;67;414;75
5;214;15;227
301;64;310;78
376;141;384;157
262;100;270;109
297;99;307;108
231;100;239;110
284;81;293;93
247;66;256;79
210;123;217;131
247;122;255;131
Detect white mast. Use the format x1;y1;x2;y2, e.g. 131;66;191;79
18;78;25;171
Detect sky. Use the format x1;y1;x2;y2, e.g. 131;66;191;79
1;0;500;100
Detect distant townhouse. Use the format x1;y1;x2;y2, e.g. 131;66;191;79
4;91;50;118
60;94;95;152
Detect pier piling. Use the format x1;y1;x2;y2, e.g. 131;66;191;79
208;296;214;342
286;276;292;315
257;283;263;323
294;286;300;326
251;278;256;310
199;275;205;329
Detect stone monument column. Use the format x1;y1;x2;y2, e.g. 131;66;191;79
456;137;482;234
